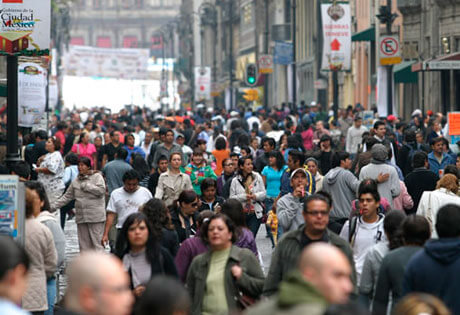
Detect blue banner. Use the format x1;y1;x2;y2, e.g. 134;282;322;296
274;41;293;65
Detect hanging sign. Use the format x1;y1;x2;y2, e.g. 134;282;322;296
18;60;47;127
379;35;402;65
0;0;51;55
320;1;351;71
194;66;211;101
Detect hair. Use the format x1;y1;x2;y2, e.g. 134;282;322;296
221;199;246;229
268;150;285;170
133;276;191;315
412;151;428;168
240;146;251;156
201;213;237;244
48;136;62;151
215;137;227;151
36;130;48;140
237;156;254;177
122;169;140;182
131;154;150;178
192;148;203;157
197;210;213;229
0;236;30;281
383;210;406;250
57;121;67;131
25;187;37;218
64;153;79;166
288;149;305;166
358;178;381;202
9;160;30;179
230;152;239;159
444;164;459;179
165;129;174;136
393;293;451;315
140;199;174;239
305;157;318;166
170;190;198;213
201;178;217;193
115;147;128;160
262;137;276;149
115;212;161;265
78;156;92;169
156;155;169;164
435;204;460;238
430;136;444;146
77;132;89;144
303;194;332;212
436;174;459;194
315;190;333;209
373;120;385;130
404;130;416;143
196;139;207;146
402;215;431;246
124;133;135;146
332;151;350;168
222;158;232;168
24;181;51;212
169;152;182;162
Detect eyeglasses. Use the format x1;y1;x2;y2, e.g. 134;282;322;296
305;210;329;217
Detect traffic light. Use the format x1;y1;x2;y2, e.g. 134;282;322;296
243;89;258;102
245;63;258;86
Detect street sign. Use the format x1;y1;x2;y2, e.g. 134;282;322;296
314;79;327;90
428;60;460;70
379;35;402;65
258;54;273;74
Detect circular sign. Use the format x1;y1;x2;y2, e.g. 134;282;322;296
380;37;399;57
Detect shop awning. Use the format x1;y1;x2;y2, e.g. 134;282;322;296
394;60;418;83
351;27;375;42
412;52;460;72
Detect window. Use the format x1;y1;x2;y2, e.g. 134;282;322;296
70;37;84;46
455;38;460;52
96;36;112;48
123;36;138;48
151;36;163;49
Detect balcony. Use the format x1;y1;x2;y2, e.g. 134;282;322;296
397;0;421;15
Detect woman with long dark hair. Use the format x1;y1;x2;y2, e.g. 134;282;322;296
169;189;200;243
140;198;179;257
229;156;266;237
131;153;150;188
115;212;177;298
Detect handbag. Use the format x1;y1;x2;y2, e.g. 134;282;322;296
232;272;257;310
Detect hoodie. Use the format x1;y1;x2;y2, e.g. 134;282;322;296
277;193;305;233
403;238;460;315
322;167;360;219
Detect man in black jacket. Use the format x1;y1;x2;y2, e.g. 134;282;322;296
404;151;439;214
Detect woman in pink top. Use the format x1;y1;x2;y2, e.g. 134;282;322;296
300;121;314;151
392;180;414;212
71;132;97;168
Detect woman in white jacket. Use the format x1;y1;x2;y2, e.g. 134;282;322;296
417;174;460;238
229;156;266;237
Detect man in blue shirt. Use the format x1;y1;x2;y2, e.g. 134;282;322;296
428;137;455;176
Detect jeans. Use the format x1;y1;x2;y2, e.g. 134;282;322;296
245;213;261;238
45;277;56;315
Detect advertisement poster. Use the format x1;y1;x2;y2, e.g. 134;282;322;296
64;45;149;80
0;176;20;238
321;2;351;71
0;0;51;55
194;66;211;101
18;61;47;127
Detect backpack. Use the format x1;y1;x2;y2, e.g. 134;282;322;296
348;200;388;244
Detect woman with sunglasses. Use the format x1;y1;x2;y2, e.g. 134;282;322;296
169;190;200;243
187;213;264;315
115;212;177;298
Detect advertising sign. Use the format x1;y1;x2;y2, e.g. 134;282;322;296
0;176;25;243
379;35;402;65
321;2;351;71
0;0;51;55
194;66;211;101
18;60;47;127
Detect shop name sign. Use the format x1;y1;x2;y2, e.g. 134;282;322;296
428;60;460;70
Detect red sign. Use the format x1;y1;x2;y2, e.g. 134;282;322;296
2;0;23;3
380;37;399;56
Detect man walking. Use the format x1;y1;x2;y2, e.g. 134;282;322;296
151;129;184;169
346;117;367;158
428;137;455;176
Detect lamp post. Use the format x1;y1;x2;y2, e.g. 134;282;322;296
292;0;297;109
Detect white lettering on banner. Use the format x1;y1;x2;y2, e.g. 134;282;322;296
321;2;351;71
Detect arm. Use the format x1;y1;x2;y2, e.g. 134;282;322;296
43;228;58;278
253;175;266;202
277;197;297;231
154;174;164;199
390;171;401;198
174;242;193;283
102;154;108;168
372;259;391;315
236;252;265;297
53;182;75;210
346;128;352;153
102;212;116;246
161;248;178;277
401;183;414;210
80;174;106;197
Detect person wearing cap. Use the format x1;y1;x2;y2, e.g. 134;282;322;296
277;168;310;234
176;133;193;163
279;149;315;197
359;144;401;207
346;116;368;158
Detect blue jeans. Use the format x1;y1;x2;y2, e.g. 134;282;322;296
245;213;261;238
45;277;56;315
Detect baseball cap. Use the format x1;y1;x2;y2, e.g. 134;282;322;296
290;168;307;180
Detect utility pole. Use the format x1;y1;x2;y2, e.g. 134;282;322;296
386;0;393;116
264;0;269;111
5;55;20;168
229;0;234;110
292;0;297;109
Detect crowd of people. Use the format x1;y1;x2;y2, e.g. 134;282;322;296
1;103;460;315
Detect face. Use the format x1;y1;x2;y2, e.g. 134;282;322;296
434;122;441;132
165;132;174;144
416;133;423;143
158;159;169;172
207;218;232;250
85;122;93;130
359;193;379;218
202;186;216;201
45;138;55;152
126;136;135;147
375;125;386;138
311;256;353;304
94;137;103;147
240;159;253;174
78;162;91;174
291;172;307;189
231;156;239;168
112;132;120;143
263;141;273;153
287;155;298;170
355;119;362;128
316;121;323;130
104;133;111;144
307;161;318;175
432;141;443;154
123;179;139;194
127;220;149;248
223;160;234;175
456;157;460;169
170;154;182;169
320;140;331;149
181;198;199;215
241;149;249;157
268;156;276;167
251;139;259;148
176;136;184;145
341;158;352;170
82;133;90;144
303;200;330;235
192;153;204;165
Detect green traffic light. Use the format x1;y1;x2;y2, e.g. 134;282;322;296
248;77;255;84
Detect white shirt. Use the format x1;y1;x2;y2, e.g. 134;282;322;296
107;186;153;228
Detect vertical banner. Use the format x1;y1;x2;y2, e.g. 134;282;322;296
0;176;24;243
18;61;47;127
376;66;395;117
194;66;211;101
321;2;351;71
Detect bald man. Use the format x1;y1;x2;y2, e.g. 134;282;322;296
245;243;353;315
57;252;133;315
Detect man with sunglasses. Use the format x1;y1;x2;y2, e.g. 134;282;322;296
263;194;356;297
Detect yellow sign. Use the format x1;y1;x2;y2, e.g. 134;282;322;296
380;56;402;65
243;89;258;102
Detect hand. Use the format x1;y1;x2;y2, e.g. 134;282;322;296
377;173;390;183
133;285;146;298
246;193;254;201
293;186;305;198
231;265;243;280
101;234;108;247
